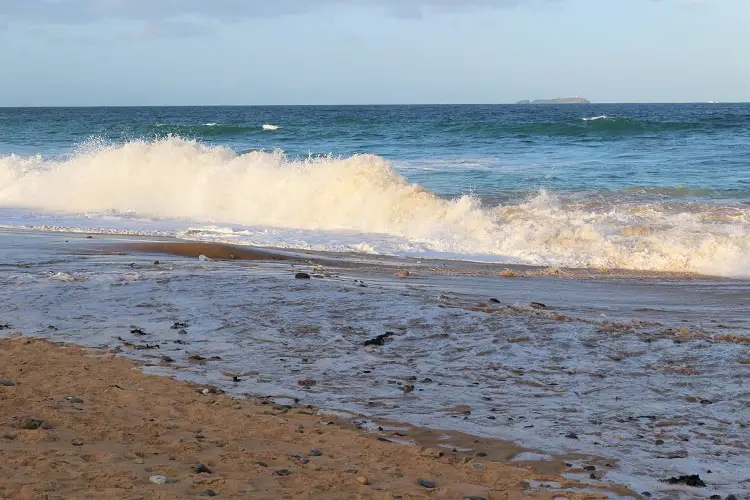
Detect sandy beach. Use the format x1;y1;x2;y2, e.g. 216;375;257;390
0;336;615;500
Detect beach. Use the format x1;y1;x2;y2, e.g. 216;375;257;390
2;103;750;499
1;230;749;499
1;336;614;500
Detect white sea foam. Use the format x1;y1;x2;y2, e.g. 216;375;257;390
582;115;608;121
203;122;219;126
262;124;280;131
2;137;750;276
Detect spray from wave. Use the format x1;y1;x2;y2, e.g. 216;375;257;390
1;137;749;277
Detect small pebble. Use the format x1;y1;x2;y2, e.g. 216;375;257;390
309;449;322;457
200;491;217;497
357;476;370;485
0;379;16;386
71;439;84;446
254;461;268;467
21;418;46;430
194;464;212;474
418;479;436;489
273;469;292;476
66;396;84;404
464;497;487;500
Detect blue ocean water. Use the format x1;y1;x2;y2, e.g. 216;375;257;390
1;104;749;275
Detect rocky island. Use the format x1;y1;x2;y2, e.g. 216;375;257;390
516;97;591;104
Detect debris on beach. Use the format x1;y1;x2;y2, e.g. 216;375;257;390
130;326;146;335
116;337;159;350
661;474;706;487
363;332;395;346
418;479;437;489
194;463;212;474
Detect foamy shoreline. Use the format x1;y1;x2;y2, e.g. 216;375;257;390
2;229;749;498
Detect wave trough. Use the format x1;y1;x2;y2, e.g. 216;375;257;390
1;137;749;277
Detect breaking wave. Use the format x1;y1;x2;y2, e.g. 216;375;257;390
1;137;749;276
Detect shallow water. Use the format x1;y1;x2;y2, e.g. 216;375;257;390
1;230;748;499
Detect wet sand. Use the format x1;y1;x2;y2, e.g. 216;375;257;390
0;337;614;500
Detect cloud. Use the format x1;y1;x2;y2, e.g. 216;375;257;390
0;0;555;25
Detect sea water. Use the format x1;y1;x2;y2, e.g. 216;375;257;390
1;103;749;276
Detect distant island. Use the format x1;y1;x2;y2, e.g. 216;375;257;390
516;97;591;104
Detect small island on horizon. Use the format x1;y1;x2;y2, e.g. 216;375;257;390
516;97;591;104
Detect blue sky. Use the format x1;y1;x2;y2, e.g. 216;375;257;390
0;0;748;105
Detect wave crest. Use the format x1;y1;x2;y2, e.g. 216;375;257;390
1;137;749;276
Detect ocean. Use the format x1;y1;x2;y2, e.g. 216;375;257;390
2;103;749;276
2;104;750;497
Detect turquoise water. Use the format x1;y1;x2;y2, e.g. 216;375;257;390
1;104;750;275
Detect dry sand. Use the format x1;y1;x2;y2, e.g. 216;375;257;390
0;337;616;500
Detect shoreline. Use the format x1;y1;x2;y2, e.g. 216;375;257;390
2;228;749;497
0;336;622;499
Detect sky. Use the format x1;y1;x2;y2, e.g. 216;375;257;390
0;0;748;105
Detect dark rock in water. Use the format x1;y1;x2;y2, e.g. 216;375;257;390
273;469;292;476
565;432;579;439
130;326;146;335
171;321;189;330
21;418;46;430
295;272;311;279
489;298;501;304
417;479;436;489
700;399;713;405
0;324;11;330
641;493;652;498
297;379;317;387
583;465;596;471
161;356;175;363
309;449;322;457
153;260;160;265
403;384;415;393
725;495;738;500
363;332;396;347
530;302;547;309
0;379;17;386
47;325;58;330
421;378;433;383
655;439;665;445
194;463;212;474
177;329;188;335
200;490;217;497
86;235;93;239
188;355;206;363
710;495;721;500
662;474;706;487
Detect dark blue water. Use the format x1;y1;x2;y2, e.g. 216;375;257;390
2;104;749;201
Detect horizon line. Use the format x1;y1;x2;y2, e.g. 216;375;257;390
1;101;747;108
